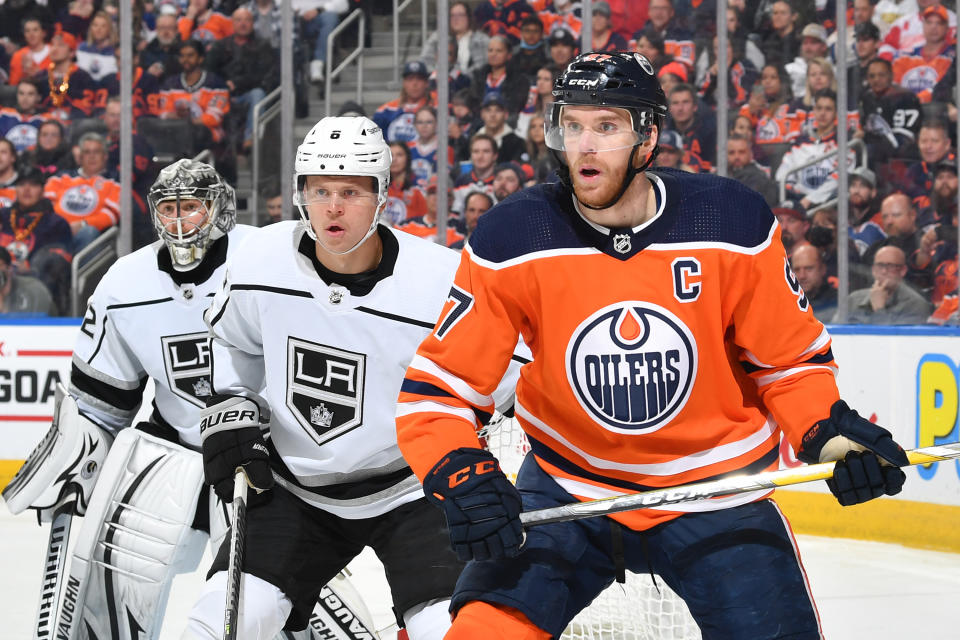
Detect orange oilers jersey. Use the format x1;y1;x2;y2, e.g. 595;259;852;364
395;215;465;248
178;13;234;45
44;172;121;231
158;71;230;142
0;186;15;209
396;170;840;532
893;44;956;103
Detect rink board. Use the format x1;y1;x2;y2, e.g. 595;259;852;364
1;321;959;549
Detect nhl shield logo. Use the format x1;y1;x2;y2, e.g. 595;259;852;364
566;302;697;433
613;233;632;254
287;337;365;445
161;332;213;408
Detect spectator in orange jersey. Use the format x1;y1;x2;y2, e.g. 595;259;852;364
0;140;18;208
537;0;582;40
7;18;49;87
880;0;957;60
893;4;956;103
473;0;537;45
395;175;465;247
158;39;230;153
44;132;120;251
178;0;234;47
34;29;95;124
637;0;696;69
384;141;428;227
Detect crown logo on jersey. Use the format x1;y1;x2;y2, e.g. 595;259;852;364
310;403;334;428
192;378;212;397
613;233;632;254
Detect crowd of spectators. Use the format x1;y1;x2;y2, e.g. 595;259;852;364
0;0;958;325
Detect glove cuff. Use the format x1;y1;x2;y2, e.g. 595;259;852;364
423;447;500;500
797;400;849;464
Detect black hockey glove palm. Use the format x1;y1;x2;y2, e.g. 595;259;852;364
200;395;274;505
423;448;525;562
798;400;908;506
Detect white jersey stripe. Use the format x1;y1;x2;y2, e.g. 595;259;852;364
755;365;837;387
408;354;494;408
396;399;479;427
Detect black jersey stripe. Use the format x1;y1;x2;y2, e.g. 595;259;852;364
512;353;532;364
87;316;110;363
71;364;147;412
207;296;230;327
356;305;435;329
230;284;313;298
400;378;457;399
105;296;174;310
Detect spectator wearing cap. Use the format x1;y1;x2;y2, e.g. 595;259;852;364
892;4;955;103
157;39;231;152
510;14;549;81
384;141;428;227
492;161;526;202
772;202;811;256
546;29;578;76
784;24;829;102
851;21;882;93
790;244;837;323
396;175;466;248
178;0;234;47
453;133;499;214
653;129;703;173
728;133;777;206
880;0;957;60
848;245;932;324
141;11;183;80
848;166;886;258
292;0;347;84
859;57;922;165
589;2;628;54
469;34;531;116
906;120;956;204
657;61;689;98
7;17;49;87
0;167;72;314
476;94;527;164
473;0;536;46
206;6;277;153
666;83;717;169
0;140;17;207
0;245;57;315
374;60;437;144
450;189;496;250
34;29;96;124
917;159;959;230
759;1;801;67
421;2;491;76
636;0;695;70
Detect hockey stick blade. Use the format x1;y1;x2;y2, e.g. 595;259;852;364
34;502;73;640
520;442;960;527
224;468;249;640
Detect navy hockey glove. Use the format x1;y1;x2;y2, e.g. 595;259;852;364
200;395;274;505
798;400;908;506
423;448;525;562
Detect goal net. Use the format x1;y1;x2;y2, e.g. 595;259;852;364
479;416;702;640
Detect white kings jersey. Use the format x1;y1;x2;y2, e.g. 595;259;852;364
70;226;258;449
204;221;522;519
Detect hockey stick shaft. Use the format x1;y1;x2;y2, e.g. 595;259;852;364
224;469;249;640
520;442;960;527
34;503;73;640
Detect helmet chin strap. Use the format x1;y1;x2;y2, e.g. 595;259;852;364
577;144;660;212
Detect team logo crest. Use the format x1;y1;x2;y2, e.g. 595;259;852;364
161;332;213;407
613;233;632;254
287;337;365;445
60;185;98;215
566;302;697;433
633;53;655;75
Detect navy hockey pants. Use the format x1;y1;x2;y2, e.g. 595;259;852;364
450;456;823;639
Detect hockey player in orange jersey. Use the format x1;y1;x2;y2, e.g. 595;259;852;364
396;52;910;640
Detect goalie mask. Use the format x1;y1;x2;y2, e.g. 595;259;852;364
294;116;392;255
148;159;236;271
546;52;668;210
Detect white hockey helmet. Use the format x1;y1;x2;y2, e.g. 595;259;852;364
147;159;236;270
293;116;392;255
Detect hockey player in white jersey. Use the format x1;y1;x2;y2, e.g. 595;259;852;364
182;116;512;639
3;159;255;639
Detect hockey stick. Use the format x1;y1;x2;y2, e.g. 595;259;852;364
223;468;249;640
34;500;74;640
520;442;960;527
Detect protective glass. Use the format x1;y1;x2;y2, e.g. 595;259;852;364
294;185;377;207
544;104;642;152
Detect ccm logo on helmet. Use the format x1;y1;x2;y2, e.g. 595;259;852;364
566;302;697;433
568;78;601;88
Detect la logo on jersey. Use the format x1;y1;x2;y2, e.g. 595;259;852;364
287;337;366;445
161;332;213;407
566;302;697;433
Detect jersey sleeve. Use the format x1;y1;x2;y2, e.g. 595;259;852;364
203;269;267;408
396;248;525;480
69;287;148;433
727;220;840;450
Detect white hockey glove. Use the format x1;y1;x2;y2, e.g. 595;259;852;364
2;383;114;521
200;395;274;505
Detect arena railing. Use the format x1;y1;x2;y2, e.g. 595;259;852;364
391;0;428;87
70;227;119;317
324;8;366;116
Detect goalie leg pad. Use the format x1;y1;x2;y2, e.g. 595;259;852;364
182;571;293;640
3;383;114;519
57;428;206;640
